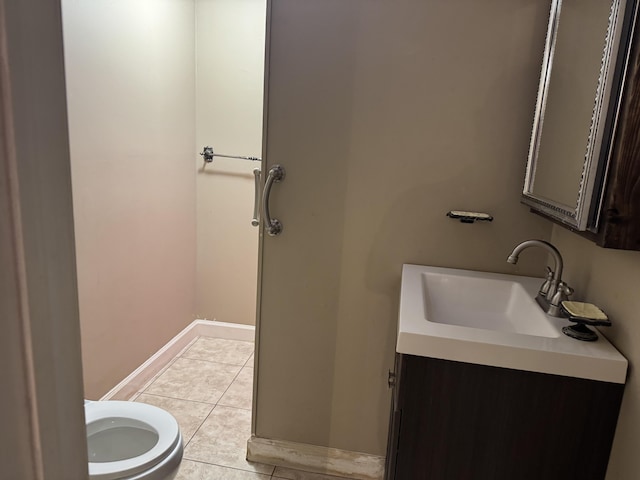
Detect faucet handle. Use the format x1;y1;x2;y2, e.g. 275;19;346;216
550;281;574;307
539;266;554;298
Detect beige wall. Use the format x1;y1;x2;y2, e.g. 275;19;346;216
62;0;197;398
256;0;554;456
550;226;640;479
195;0;265;324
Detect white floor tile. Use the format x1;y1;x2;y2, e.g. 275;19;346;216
144;357;240;403
135;393;213;444
185;405;274;475
182;337;254;366
176;460;270;479
219;366;254;410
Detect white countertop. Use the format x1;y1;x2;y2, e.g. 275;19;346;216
397;264;628;384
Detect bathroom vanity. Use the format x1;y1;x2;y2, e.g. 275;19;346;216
386;354;624;480
386;265;628;480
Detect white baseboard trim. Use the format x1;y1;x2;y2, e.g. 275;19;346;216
246;436;385;480
193;318;256;342
101;319;255;401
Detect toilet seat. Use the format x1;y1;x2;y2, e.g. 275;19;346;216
85;401;181;480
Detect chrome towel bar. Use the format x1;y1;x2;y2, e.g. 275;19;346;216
252;168;261;227
199;145;261;163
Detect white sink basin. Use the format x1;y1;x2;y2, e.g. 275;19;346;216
398;264;627;383
422;271;558;337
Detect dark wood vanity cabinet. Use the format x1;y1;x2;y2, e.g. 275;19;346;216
592;22;640;251
385;354;625;480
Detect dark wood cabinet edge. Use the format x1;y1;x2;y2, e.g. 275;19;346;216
597;0;640;251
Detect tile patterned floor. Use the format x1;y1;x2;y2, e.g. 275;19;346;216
131;336;355;480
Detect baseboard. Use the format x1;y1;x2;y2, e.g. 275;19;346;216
101;319;255;401
193;318;256;342
246;436;385;480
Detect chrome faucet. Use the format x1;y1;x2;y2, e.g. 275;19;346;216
507;240;572;317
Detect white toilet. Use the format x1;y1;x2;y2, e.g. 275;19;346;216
84;400;183;480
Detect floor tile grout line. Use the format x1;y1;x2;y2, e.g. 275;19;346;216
134;395;213;449
136;336;358;480
142;356;244;402
214;357;250;406
181;335;254;365
180;401;215;451
244;353;255;368
182;457;276;477
216;364;253;410
134;391;215;407
175;334;202;357
215;403;252;411
213;403;253;412
139;353;250;440
138;391;218;405
179;354;253;367
184;377;255;459
189;337;255;345
183;338;254;353
136;355;181;395
180;349;252;451
135;335;202;396
130;337;269;476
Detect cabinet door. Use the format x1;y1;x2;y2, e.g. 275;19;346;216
393;355;624;480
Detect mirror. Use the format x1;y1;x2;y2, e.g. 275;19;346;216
522;0;634;231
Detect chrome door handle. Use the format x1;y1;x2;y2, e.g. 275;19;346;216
262;165;285;236
251;168;261;227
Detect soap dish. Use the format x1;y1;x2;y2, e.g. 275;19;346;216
561;301;610;325
560;301;611;342
562;324;598;342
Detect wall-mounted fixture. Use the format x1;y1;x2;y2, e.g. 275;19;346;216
522;0;640;250
199;145;261;163
446;210;493;224
262;165;285;236
199;145;263;227
252;168;261;227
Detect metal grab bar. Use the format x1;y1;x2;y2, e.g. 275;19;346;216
200;146;261;163
262;165;285;236
252;168;261;227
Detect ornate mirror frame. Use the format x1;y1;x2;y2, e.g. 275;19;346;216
522;0;633;231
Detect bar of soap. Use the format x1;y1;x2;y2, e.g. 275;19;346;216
447;211;493;220
561;301;608;321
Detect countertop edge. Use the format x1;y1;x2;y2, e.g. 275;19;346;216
397;331;628;384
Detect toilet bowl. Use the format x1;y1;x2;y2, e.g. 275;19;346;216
85;400;183;480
